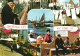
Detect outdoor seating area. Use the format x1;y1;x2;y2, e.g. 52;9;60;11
41;39;80;56
41;32;80;56
47;46;80;56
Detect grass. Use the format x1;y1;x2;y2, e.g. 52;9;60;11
54;16;75;26
0;44;23;56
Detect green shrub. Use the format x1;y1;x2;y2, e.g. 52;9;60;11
14;4;23;14
2;1;8;7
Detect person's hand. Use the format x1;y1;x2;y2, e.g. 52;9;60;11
17;14;19;16
64;46;66;47
56;45;58;48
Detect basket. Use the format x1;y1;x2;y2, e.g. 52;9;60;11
36;39;43;43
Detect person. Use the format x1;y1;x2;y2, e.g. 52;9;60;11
11;44;13;52
74;38;80;46
28;30;36;42
64;37;71;54
1;0;19;25
61;9;66;25
30;30;35;38
64;37;71;47
44;30;52;43
73;38;80;53
55;34;65;56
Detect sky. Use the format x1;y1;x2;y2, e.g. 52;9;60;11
28;9;54;21
58;0;79;5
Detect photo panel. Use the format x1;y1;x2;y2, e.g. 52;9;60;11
52;0;79;26
0;0;30;25
40;0;80;26
28;9;54;44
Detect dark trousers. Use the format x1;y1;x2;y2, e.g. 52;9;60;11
11;48;13;52
56;46;66;56
15;17;19;24
2;17;19;25
72;48;80;53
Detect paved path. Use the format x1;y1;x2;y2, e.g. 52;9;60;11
0;44;23;56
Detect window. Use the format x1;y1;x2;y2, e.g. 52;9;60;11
55;31;68;37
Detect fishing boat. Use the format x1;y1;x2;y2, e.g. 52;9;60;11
31;21;36;24
35;13;51;27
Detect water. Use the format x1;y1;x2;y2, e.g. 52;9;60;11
28;23;54;37
28;23;35;28
45;23;53;27
28;23;53;28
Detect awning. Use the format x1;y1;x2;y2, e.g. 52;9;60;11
70;29;80;34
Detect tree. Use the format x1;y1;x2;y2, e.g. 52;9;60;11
19;4;28;25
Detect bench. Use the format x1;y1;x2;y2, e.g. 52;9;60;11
44;48;71;56
44;48;64;56
50;48;64;56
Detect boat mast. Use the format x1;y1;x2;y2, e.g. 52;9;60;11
36;16;37;26
44;13;45;25
36;16;37;22
39;17;40;23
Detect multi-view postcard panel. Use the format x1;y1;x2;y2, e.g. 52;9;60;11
0;0;80;56
28;9;54;43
